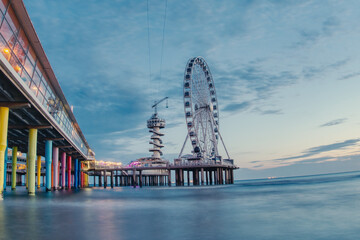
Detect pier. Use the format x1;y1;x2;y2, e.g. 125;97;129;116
0;0;94;196
83;160;238;187
0;1;238;198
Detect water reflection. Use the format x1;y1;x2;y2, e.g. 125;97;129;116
0;172;360;240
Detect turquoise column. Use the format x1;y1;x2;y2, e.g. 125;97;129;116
45;140;52;191
3;143;7;191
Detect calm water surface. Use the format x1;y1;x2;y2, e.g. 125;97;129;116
1;171;360;240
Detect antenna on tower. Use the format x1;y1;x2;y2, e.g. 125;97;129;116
152;96;169;115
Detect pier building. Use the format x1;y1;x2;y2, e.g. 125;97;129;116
0;0;94;196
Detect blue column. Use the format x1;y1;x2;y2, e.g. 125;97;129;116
3;142;7;191
74;159;78;189
45;140;53;191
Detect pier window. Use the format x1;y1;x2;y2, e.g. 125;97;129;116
5;6;19;34
0;19;14;51
20;66;31;86
9;52;21;73
24;47;36;75
12;41;25;64
17;29;28;51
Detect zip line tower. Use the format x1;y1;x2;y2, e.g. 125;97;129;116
147;97;168;160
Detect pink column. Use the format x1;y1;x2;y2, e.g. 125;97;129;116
61;152;66;189
52;147;59;190
67;156;72;189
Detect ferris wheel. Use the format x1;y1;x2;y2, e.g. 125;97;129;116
180;57;227;161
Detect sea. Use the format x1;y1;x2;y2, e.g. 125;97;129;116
1;171;360;240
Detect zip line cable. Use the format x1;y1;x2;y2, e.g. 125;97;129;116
158;0;168;98
147;0;168;105
147;0;152;101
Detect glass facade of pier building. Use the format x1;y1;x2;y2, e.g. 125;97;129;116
0;0;92;158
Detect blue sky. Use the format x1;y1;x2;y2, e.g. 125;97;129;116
23;0;360;179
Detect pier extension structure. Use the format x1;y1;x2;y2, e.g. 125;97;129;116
83;159;237;188
0;0;94;196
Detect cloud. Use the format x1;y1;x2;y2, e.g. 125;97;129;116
292;16;340;48
223;101;251;113
253;108;282;115
294;156;336;164
216;62;299;114
302;59;349;79
276;138;360;161
339;72;360;80
320;118;347;128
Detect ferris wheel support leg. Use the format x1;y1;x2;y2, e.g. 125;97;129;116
217;130;231;160
178;134;189;158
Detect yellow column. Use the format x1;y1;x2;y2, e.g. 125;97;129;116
0;107;9;195
37;155;41;189
84;173;88;187
11;146;17;190
28;129;37;195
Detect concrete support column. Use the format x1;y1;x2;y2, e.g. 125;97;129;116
132;170;136;187
206;170;209;185
61;152;66;189
3;143;7;191
168;170;171;186
74;159;78;189
37;155;41;189
99;174;102;187
52;147;59;190
51;164;54;189
139;171;143;188
80;163;84;187
67;156;71;189
78;160;81;188
179;169;183;186
11;146;17;190
115;171;118;186
84;173;88;187
28;129;38;195
187;170;190;186
111;171;114;188
44;140;52;191
0;107;9;195
103;171;107;188
201;168;204;185
213;170;217;185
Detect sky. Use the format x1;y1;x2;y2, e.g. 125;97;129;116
22;0;360;179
